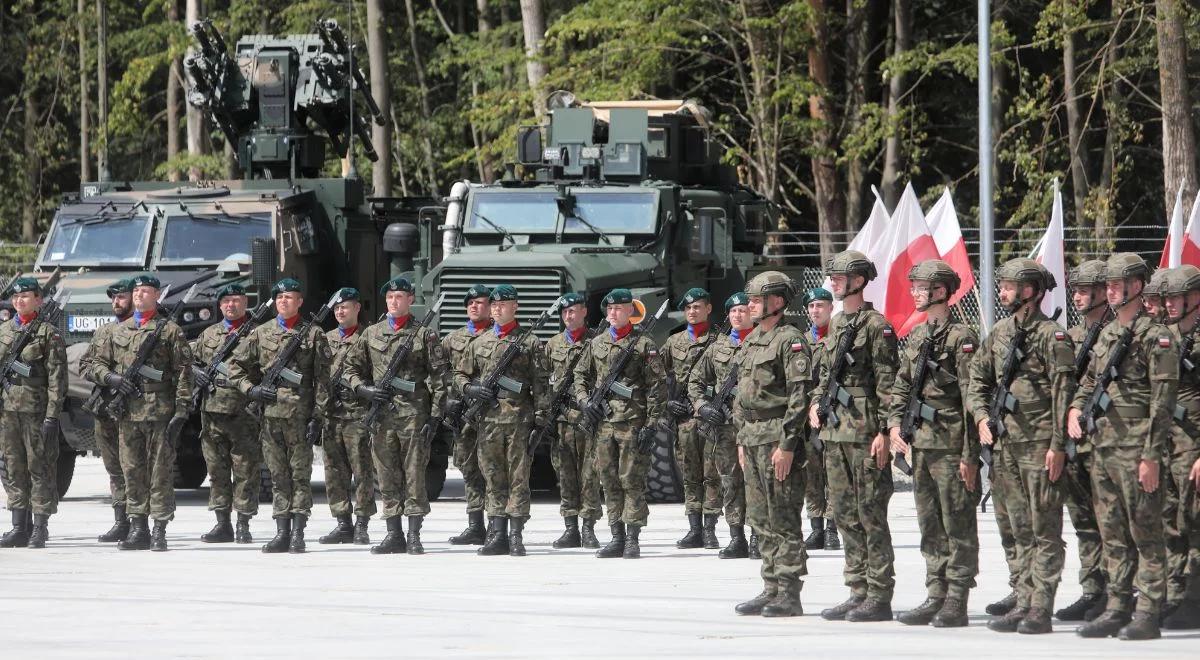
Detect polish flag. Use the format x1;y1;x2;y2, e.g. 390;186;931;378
826;187;890;314
881;183;940;336
924;188;976;306
1161;184;1185;268
1030;180;1068;327
1177;192;1200;267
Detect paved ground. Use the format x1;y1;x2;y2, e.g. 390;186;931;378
1;457;1196;658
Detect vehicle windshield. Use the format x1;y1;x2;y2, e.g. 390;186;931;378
466;190;657;235
565;191;657;234
41;212;152;266
157;213;271;263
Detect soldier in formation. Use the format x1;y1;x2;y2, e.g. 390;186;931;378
442;284;492;546
800;287;838;551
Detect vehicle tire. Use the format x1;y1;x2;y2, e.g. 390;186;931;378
425;453;448;502
56;451;77;499
258;466;273;503
645;429;683;504
173;455;209;489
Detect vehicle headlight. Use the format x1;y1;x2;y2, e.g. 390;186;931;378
0;309;9;321
183;311;196;323
199;308;212;321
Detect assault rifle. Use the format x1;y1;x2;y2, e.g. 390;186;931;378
246;289;343;419
895;321;944;476
459;300;559;427
699;349;744;453
1173;322;1200;424
0;288;71;407
526;319;609;457
189;299;274;413
359;293;446;432
663;320;729;432
1078;313;1140;438
982;308;1060;467
811;315;866;454
1073;307;1113;381
578;300;670;438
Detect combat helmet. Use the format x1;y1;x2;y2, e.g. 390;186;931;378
1105;253;1149;309
996;257;1054;313
745;271;799;320
1164;265;1200;324
908;259;961;295
1067;259;1107;287
826;250;877;299
1144;267;1171;299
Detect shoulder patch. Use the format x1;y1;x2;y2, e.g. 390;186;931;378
882;326;894;337
791;342;805;353
1054;331;1066;341
647;349;658;357
1159;336;1172;348
961;342;974;354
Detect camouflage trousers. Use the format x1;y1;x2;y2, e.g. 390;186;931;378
119;420;176;521
987;453;1020;591
706;424;745;524
1063;452;1106;596
743;436;807;591
554;419;602;520
477;408;532;519
0;412;59;515
323;417;377;518
804;445;831;519
995;440;1065;611
201;411;261;516
1090;445;1166;614
373;415;430;519
595;421;650;527
826;441;896;602
911;448;980;600
1164;447;1200;603
451;426;486;514
260;417;313;519
675;419;705;515
95;412;126;506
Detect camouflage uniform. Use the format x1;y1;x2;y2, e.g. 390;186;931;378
81;319;127;509
545;327;603;522
441;323;489;519
324;326;376;520
687;329;748;528
661;323;717;545
1166;319;1200;617
1063;318;1107;601
803;329;834;544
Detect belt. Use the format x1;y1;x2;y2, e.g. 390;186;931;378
1110;404;1150;417
738;405;786;421
1016;399;1051;415
842;385;870;397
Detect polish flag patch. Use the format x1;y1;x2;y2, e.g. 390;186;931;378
791;342;805;352
1054;331;1067;341
1159;336;1172;348
961;343;975;354
882;326;894;337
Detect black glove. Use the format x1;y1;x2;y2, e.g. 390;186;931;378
464;383;498;404
422;416;444;445
192;368;213;391
166;414;188;446
698;402;726;426
667;399;692;419
636;425;658;453
247;385;277;403
41;417;60;442
355;384;390;403
305;418;322;446
579;398;604;429
104;373;138;397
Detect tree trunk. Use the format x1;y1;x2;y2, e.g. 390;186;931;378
808;0;845;262
78;0;91;183
1063;25;1089;223
366;0;393;196
22;90;39;242
403;0;439;193
842;0;878;227
471;0;492;182
518;0;548;117
1156;0;1198;212
185;0;209;181
880;0;910;208
96;0;109;181
166;0;181;182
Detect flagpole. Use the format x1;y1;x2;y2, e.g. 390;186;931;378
978;0;995;336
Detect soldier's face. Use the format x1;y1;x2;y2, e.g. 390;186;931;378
560;303;586;331
132;286;159;312
998;281;1019;307
492;300;518;325
1071;286;1095;312
465;296;490;324
830;275;848;298
683;300;711;325
606;303;633;327
807;300;832;327
110;292;132;318
1143;295;1161;317
386;291;414;318
10;291;40;316
334;300;360;327
220;295;247;321
1166;293;1187;321
275;292;303;318
728;305;752;330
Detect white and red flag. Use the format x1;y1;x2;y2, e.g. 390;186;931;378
924;188;976;306
880;183;940;336
1030;180;1068;327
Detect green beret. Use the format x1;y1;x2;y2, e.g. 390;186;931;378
463;283;491;306
8;277;41;295
106;279;132;298
271;278;302;297
379;277;414;295
802;287;833;306
725;292;749;312
130;273;162;289
489;284;518;301
602;288;633;306
677;287;710;310
336;287;360;302
216;283;247;301
558;292;585;308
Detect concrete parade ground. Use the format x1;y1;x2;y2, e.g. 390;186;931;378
1;457;1196;659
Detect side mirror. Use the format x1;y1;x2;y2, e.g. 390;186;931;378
517;127;543;165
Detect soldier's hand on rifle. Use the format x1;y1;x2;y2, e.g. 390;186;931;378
464;382;497;404
1066;408;1084;440
247;385;277;403
737;445;745;471
579;398;604;429
166;414;188;447
1138;459;1160;493
40;417;60;442
1044;449;1065;482
636;425;658;453
977;418;993;445
770;447;793;481
697;402;726;427
667;399;692;419
888;427;907;455
104;373;138;397
305;418;322;446
1189;456;1200;489
808;403;821;429
959;460;978;493
192;367;213;391
355;384;389;403
869;432;889;469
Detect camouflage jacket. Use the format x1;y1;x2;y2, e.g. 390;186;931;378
454;325;546;420
1070;314;1178;460
192;320;253;416
966;310;1075;452
325;327;366;421
1171;322;1200;455
227;319;329;421
731;322;810;450
344;319;450;420
572;327;667;425
0;316;67;418
809;304;898;442
86;315;191;422
687;329;749;423
80;320;120;414
441;324;490;403
1067;319;1108;455
544;328;597;424
886;319;979;460
660;326;714;417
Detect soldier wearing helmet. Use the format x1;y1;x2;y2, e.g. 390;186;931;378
1144;268;1172;322
887;259;980;628
1068;253;1178;640
724;271;812;618
965;257;1075;634
800;285;838;553
809;251;900;623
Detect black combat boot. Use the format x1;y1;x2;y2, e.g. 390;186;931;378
353;516;370;545
1076;609;1132;638
761;580;803;617
98;504;129;543
0;508;30;548
821;595;865;621
748;528;761;559
719;524;749;559
288;514;307;554
1118;611;1161;640
235;513;253;544
1055;592;1102;621
986;606;1029;633
596;523;626;558
824;519;841;550
847;597;893;622
262;516;292;554
580;518;600;549
735;584;777;615
478;517;509;556
623;525;642;559
28;514;50;549
1084;594;1107;621
985;591;1018;616
509;517;526;557
897;597;945;626
931;596;969;628
1017;607;1052;634
150;520;169;552
676;513;703;549
371;516;407;554
119;515;152;551
201;509;234;543
804;517;825;550
407;516;425;555
319;514;354;544
448;510;486;545
702;514;720;549
553;516;582;549
1164;598;1200;630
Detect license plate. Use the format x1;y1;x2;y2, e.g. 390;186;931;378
68;315;114;333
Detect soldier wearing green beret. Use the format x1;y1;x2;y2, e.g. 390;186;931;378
0;278;67;549
191;283;263;544
442;283;492;545
86;274;192;551
801;286;838;552
80;278;133;543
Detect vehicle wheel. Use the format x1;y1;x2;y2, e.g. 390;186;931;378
173;455;209;489
645;429;683;504
425;453;448;502
56;452;77;499
258;466;273;503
